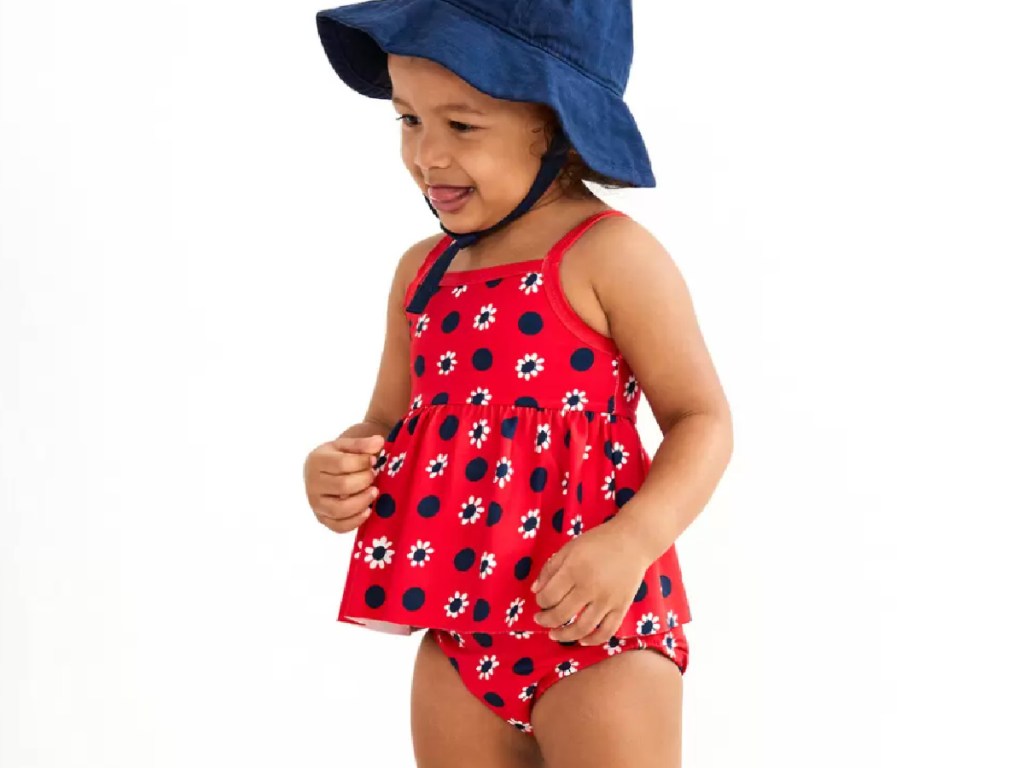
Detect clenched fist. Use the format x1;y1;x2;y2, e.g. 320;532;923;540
304;434;385;534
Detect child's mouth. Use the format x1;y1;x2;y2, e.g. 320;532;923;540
427;185;475;213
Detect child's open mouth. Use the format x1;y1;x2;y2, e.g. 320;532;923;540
427;185;475;213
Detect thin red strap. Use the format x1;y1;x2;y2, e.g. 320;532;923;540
542;210;628;269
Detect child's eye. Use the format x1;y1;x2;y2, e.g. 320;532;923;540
449;120;477;133
396;114;420;127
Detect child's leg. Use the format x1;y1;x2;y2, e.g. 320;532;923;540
411;630;543;768
530;641;685;768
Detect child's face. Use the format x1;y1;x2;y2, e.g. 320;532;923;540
387;54;554;231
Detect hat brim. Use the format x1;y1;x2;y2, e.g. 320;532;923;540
315;0;655;187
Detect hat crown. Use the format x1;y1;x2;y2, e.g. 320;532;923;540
445;0;633;94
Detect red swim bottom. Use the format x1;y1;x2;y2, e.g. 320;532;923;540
430;624;689;736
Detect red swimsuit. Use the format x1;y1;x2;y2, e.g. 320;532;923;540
339;210;691;733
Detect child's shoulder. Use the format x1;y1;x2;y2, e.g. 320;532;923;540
569;208;671;278
393;231;447;298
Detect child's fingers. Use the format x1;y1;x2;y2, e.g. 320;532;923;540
332;434;385;456
316;486;378;529
577;606;625;647
533;586;588;631
549;600;606;643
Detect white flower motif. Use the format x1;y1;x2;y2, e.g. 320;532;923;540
518;509;541;539
637;612;661;636
479;552;497;579
426;453;449;478
510;629;534;639
444;591;469;618
604;636;624;655
508;719;533;734
408;540;434;567
449;630;465;647
473;303;497;330
437;351;457;375
602;471;617;500
387;451;406;477
371;448;388;476
555;659;579;678
353;540;362;560
468;419;491;449
624;374;639;401
505;597;525;626
494;456;514;488
568;514;584;538
452;284;468;297
409;394;423;412
518;682;538;702
519;272;543;294
515;353;545;381
662;633;678;658
466;387;492;406
561;470;570;495
477;654;499;680
608;441;630;469
414;314;430;337
535;424;552;453
364;536;394;570
561;388;588;415
459;495;484;525
666;610;679;629
583;443;591;461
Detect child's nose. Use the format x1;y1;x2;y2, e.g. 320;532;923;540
413;129;452;172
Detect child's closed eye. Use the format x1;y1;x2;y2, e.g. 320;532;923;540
395;114;479;133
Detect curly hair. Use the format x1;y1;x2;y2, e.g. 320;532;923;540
535;107;635;195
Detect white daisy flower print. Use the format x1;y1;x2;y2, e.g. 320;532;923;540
662;633;678;658
604;636;624;655
494;456;514;488
602;471;617;500
510;630;534;639
624;374;639;401
459;495;484;525
477;654;499;680
518;682;538;702
561;470;570;495
409;394;423;412
426;453;448;478
371;449;388;476
535;423;552;453
666;610;679;630
469;419;491;448
608;441;630;469
444;591;470;618
466;387;492;406
637;612;661;636
449;630;466;647
437;351;457;375
515;353;545;381
414;314;429;337
364;536;394;570
452;284;468;297
474;303;497;330
408;540;434;567
508;719;533;734
353;540;362;560
518;509;541;539
479;552;497;579
583;443;591;461
561;388;588;415
568;514;584;538
519;271;543;294
386;451;406;477
505;597;525;626
555;659;579;679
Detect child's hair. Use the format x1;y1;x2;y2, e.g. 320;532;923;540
535;106;635;194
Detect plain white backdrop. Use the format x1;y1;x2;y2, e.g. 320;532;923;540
2;1;1022;766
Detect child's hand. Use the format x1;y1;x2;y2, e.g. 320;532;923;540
530;517;653;646
304;434;385;534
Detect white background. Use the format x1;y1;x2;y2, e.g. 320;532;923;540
2;1;1022;766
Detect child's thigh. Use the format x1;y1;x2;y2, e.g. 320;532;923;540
530;648;683;768
411;630;543;768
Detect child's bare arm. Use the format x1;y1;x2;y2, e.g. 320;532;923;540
590;217;733;558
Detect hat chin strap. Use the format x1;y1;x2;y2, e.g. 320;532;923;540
405;131;571;314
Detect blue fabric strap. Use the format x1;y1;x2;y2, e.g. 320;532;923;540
405;131;571;314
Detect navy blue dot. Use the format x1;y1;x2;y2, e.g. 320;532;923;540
501;416;519;439
364;585;385;609
585;411;595;422
442;311;460;332
473;600;491;621
486;501;503;526
406;414;420;435
402;587;425;611
431;392;449;405
530;467;548;492
472;348;493;370
485;277;503;288
417;495;441;518
513;657;535;675
551;508;564;533
514;557;533;580
375;493;396;518
466;457;488;481
454;548;476;571
570;348;595;371
387;419;404;442
660;575;673;597
615;488;636;508
473;631;493;647
439;414;459;440
414;355;425;377
563;429;572;448
483;692;505;707
518;311;543;335
576;482;584;503
514;396;541;409
449;657;459;671
633;579;649;602
607;395;616;413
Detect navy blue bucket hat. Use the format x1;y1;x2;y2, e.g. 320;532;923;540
315;0;654;188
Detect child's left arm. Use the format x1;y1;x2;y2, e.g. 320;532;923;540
532;217;733;644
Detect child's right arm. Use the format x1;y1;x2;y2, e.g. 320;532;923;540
304;233;445;534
